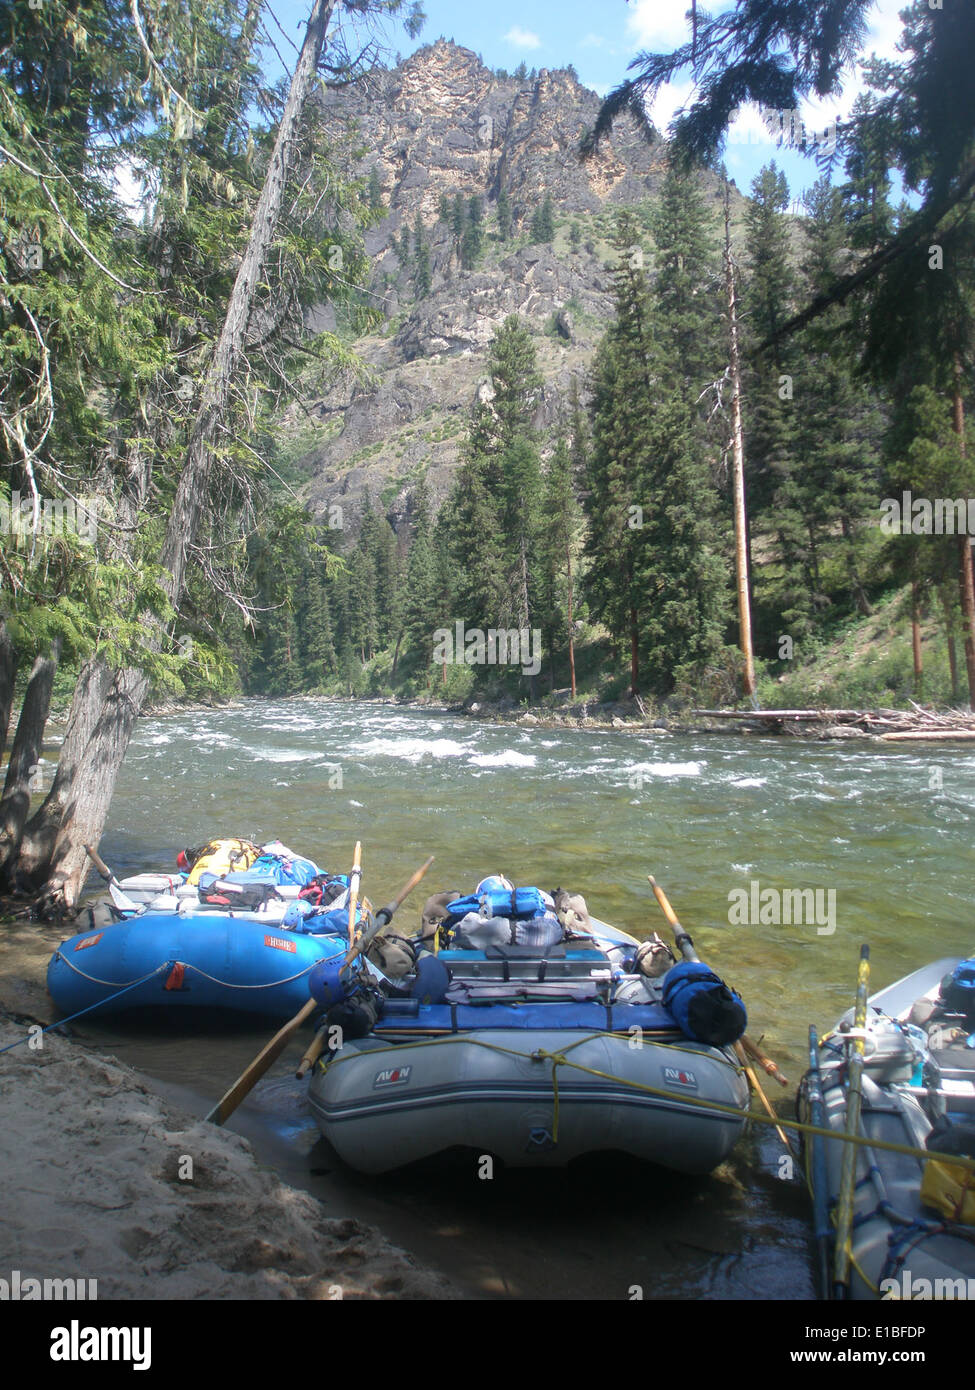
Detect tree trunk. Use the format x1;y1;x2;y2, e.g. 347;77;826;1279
0;640;61;881
16;657;113;882
952;365;975;711
158;0;337;607
911;579;923;698
35;666;149;917
724;182;756;700
629;604;639;697
566;541;576;699
26;0;339;913
940;585;961;704
0;621;17;764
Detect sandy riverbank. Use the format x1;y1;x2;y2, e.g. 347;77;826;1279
0;1013;456;1300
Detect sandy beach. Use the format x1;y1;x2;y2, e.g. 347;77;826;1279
0;1013;456;1300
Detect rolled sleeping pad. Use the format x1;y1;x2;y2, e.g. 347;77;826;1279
662;960;747;1046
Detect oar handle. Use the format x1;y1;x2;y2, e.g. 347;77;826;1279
343;854;435;967
346;840;363;949
296;1024;328;1079
647;875;699;962
85;844;115;884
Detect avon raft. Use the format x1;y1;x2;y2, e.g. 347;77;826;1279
306;879;751;1174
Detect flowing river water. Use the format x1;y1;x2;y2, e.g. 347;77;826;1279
5;697;975;1299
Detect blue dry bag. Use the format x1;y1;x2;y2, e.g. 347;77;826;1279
662;960;747;1046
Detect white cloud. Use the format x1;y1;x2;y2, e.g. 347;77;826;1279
504;26;541;50
863;0;908;62
626;0;696;51
579;33;604;49
645;77;695;138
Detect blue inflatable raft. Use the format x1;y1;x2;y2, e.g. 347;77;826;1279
47;915;348;1020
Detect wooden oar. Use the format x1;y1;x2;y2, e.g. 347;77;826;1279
833;943;871;1299
648;873;794;1157
295;855;434;1079
206;841;364;1125
342;854;434;969
648;874;788;1082
295;1023;330;1080
647;874;697;962
346;839;362;949
205;997;317;1125
85;844;140;914
734;1040;797;1158
741;1033;788;1087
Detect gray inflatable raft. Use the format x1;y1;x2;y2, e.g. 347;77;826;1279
800;958;975;1300
307;918;750;1174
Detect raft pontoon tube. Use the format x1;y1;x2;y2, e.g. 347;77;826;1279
48;915;348;1019
307;916;751;1174
800;957;975;1300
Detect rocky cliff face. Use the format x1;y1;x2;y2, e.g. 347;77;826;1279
285;39;728;537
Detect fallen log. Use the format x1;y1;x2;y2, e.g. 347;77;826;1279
693;708;865;721
880;729;975;742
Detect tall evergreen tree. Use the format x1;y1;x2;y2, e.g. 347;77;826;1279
403;480;439;668
412;215;432;296
530;193;555;244
586;213;727;695
497;188;513;241
539;439;581;693
648;166;722;401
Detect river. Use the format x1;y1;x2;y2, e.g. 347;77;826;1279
8;697;975;1299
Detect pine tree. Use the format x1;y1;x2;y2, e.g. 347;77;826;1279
585;213;727;696
742;162;809;634
539;439;581;693
497;189;513;241
648;166;722;401
795;175;883;619
530;194;555;244
440;317;543;648
301;570;337;688
584;215;659;695
368;164;384;214
403;480;439;668
412;215;431;296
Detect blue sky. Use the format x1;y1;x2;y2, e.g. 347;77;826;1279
266;0;910;205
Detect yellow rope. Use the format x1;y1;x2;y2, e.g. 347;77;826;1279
318;1030;975;1172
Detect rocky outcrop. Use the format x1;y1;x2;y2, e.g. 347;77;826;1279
283;39;732;536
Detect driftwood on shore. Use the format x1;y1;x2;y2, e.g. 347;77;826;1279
693;703;975;741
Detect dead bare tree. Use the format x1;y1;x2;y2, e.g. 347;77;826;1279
24;0;341;916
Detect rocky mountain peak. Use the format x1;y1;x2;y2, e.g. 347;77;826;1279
294;43;726;537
